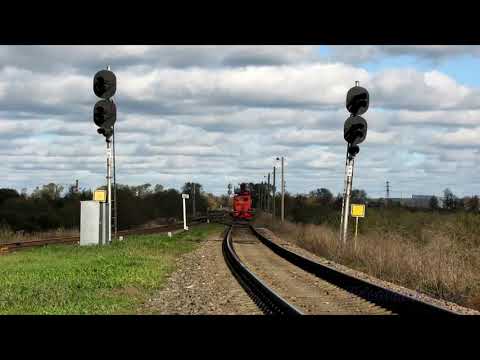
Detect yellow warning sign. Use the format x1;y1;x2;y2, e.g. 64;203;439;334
94;190;107;202
351;204;365;218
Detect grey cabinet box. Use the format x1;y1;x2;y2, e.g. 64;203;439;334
80;201;109;246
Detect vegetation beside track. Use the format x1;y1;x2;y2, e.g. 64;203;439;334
255;212;480;311
0;223;223;314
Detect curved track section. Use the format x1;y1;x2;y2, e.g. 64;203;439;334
222;225;302;315
250;225;458;315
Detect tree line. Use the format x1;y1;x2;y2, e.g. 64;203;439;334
0;181;477;234
0;182;212;233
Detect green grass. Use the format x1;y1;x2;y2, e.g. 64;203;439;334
0;224;223;315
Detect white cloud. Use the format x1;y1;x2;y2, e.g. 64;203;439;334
0;45;479;198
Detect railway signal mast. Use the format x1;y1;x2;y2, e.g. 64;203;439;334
93;67;117;244
340;81;369;244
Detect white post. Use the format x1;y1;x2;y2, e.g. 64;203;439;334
281;156;285;223
182;193;189;230
106;140;112;244
183;198;188;230
341;155;355;244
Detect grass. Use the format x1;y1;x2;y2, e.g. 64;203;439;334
257;211;480;310
0;223;223;314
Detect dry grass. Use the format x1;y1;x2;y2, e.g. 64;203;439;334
257;213;480;310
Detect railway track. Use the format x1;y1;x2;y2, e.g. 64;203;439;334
223;223;459;315
0;217;216;255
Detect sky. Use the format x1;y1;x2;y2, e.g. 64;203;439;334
1;45;480;198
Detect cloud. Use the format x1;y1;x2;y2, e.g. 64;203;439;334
329;45;480;63
0;45;479;198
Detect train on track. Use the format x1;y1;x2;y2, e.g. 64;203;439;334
231;183;254;221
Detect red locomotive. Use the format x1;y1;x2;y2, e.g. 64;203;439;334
232;183;254;220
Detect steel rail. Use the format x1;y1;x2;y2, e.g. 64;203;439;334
249;225;458;315
222;225;303;315
0;218;209;254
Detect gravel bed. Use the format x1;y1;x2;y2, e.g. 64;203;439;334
255;227;480;315
138;228;261;315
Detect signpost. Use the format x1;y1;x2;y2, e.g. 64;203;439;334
182;193;189;230
350;204;365;250
340;81;369;244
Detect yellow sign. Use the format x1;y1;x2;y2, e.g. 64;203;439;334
351;204;365;218
94;190;107;202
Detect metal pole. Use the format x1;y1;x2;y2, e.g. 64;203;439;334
354;216;359;250
342;155;355;244
259;182;263;210
192;183;196;217
267;173;271;214
263;178;267;211
112;125;117;239
106;139;112;244
273;166;276;223
339;146;349;241
281;157;285;223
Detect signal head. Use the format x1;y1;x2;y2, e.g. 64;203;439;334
93;100;116;128
93;70;116;99
344;115;367;145
346;86;369;116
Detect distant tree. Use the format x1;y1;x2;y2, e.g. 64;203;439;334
0;188;20;204
182;182;203;194
351;189;367;204
429;196;439;210
133;183;152;198
443;188;457;210
333;193;343;209
32;183;64;201
309;188;333;204
465;196;479;212
154;184;164;193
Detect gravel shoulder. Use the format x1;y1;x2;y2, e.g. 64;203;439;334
138;227;261;315
255;227;480;315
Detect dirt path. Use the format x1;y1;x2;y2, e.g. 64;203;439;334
138;228;261;315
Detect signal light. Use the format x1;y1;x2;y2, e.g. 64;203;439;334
344;115;367;146
94;100;116;128
346;86;369;116
93;70;117;99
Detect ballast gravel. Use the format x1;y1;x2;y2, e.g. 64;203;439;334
139;228;261;315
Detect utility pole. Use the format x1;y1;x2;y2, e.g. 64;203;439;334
258;181;263;210
192;183;196;217
263;176;267;211
272;165;276;223
267;173;271;214
386;181;390;207
281;157;285;223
